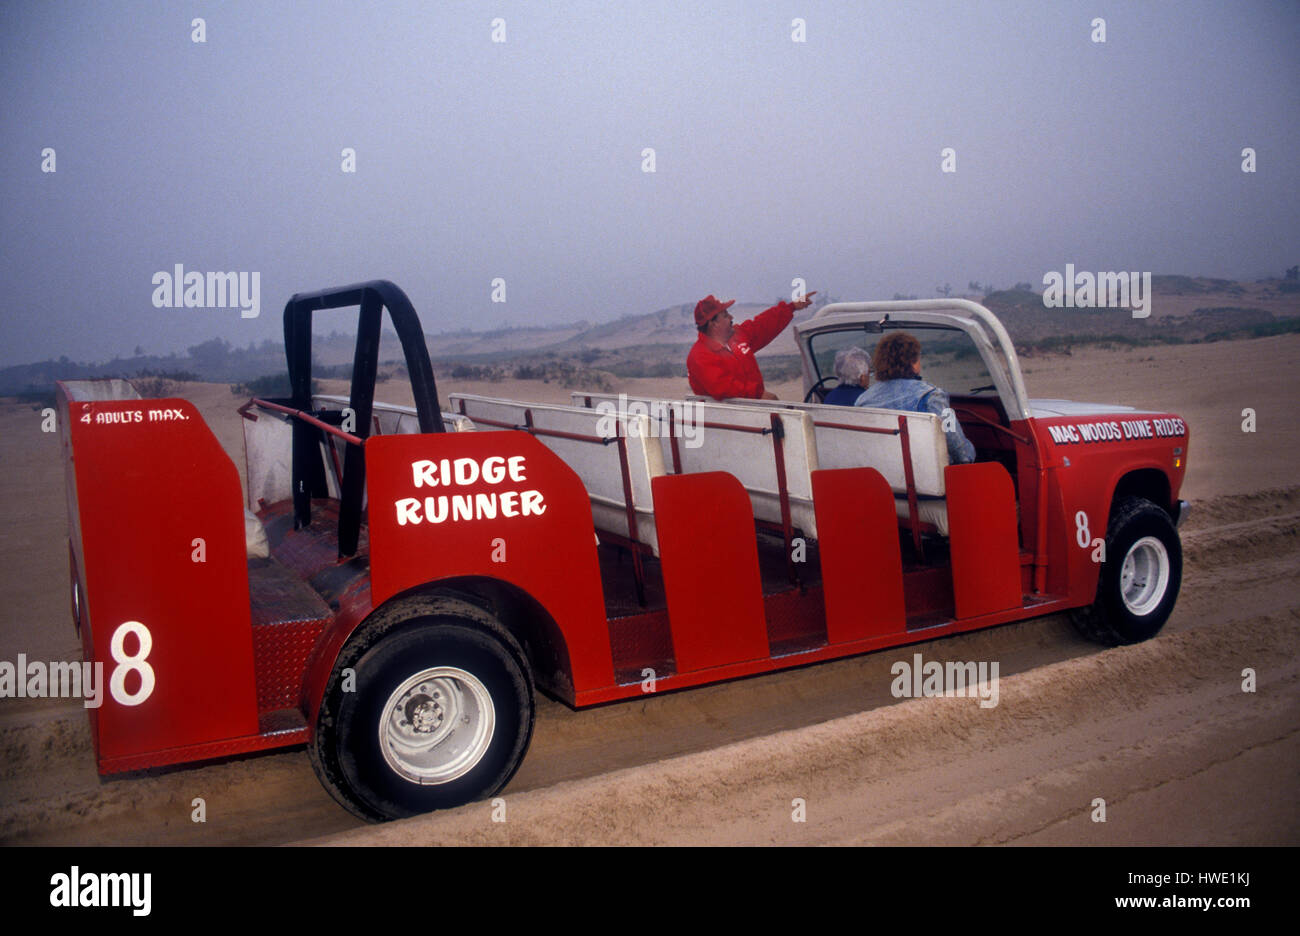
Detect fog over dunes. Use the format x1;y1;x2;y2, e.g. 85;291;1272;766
1;1;1297;369
2;275;1296;397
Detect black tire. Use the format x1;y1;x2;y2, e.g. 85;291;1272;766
1070;497;1182;646
309;596;534;821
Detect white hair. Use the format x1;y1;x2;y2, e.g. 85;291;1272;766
833;346;871;384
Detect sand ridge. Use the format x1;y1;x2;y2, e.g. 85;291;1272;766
0;335;1297;844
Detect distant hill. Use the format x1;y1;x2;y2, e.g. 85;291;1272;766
4;277;1297;395
981;276;1299;346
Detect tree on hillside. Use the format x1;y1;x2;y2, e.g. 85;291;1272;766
1286;265;1298;281
187;337;233;372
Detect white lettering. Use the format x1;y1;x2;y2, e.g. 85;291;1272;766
520;490;546;516
482;456;506;484
395;497;422;525
411;460;437;487
500;491;518;517
49;866;151;916
453;458;479;486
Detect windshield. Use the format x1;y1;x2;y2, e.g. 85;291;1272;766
809;325;997;397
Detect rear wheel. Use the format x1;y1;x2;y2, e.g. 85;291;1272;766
310;597;534;821
1070;497;1182;645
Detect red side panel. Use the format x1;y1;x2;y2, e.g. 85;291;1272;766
366;431;615;695
63;397;260;765
811;467;906;642
946;462;1022;619
651;472;769;672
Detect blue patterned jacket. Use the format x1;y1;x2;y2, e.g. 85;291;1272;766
853;376;976;465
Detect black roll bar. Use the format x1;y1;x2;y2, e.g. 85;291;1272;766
282;279;446;557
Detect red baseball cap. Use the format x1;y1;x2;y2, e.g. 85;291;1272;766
694;294;736;327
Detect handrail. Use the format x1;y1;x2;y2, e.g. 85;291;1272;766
699;420;773;435
767;412;797;585
810;420;899;436
464;413;618;446
896;416;923;560
248;398;364;447
796;410;925;557
571;392;931;561
459;403;647;604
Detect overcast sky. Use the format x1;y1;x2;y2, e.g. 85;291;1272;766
1;0;1297;366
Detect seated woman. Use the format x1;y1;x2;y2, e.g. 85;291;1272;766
823;347;872;405
855;332;976;464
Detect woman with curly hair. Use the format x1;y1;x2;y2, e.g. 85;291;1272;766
855;332;976;464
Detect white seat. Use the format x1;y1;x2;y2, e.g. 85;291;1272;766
571;392;820;540
449;394;665;554
717;397;952;535
585;391;953;536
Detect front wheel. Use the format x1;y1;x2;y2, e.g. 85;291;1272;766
1070;497;1182;645
310;598;534;821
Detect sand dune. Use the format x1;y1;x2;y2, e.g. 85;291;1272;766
1;333;1297;844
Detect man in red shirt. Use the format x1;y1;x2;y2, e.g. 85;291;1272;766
687;292;816;400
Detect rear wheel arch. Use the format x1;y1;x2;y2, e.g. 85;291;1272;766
403;577;576;701
329;588;531;685
310;576;575;732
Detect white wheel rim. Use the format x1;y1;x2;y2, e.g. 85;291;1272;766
1120;536;1170;616
379;666;495;785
